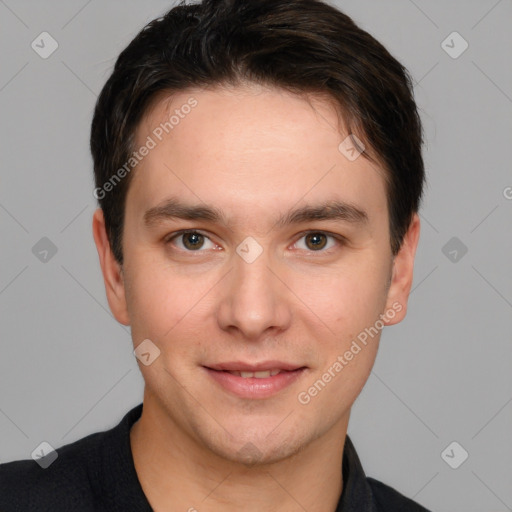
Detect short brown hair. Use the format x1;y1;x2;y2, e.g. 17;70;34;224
91;0;425;265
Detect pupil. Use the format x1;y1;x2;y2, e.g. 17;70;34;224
307;233;326;250
184;233;203;249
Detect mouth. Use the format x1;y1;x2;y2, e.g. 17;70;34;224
203;361;307;399
221;369;283;378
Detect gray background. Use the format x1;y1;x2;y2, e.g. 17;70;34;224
1;1;511;510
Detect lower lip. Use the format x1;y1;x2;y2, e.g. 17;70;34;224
204;367;306;399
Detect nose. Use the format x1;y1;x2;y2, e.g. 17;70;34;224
216;244;292;341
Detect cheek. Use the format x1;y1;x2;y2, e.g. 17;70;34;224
290;260;389;333
123;255;181;341
125;257;220;348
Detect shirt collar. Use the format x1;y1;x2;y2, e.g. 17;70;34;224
336;434;378;512
101;403;377;511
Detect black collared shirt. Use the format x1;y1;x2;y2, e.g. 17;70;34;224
0;403;431;511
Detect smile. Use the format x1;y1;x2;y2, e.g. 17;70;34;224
226;369;281;378
203;361;307;399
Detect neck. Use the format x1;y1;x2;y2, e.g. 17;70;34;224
130;394;347;512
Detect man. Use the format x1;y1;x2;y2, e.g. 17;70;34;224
0;0;431;510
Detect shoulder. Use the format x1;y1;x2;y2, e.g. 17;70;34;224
0;429;106;511
367;477;432;512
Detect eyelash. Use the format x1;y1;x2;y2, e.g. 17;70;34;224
164;229;345;254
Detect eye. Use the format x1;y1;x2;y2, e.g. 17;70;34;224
293;231;340;252
166;230;218;251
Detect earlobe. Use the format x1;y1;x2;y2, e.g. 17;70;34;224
383;213;421;326
92;208;131;326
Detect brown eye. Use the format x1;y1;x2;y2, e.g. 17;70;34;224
304;233;328;250
181;232;205;250
166;230;220;253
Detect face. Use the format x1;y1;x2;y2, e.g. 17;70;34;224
93;83;419;465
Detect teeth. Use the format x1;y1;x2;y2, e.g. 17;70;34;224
228;369;282;378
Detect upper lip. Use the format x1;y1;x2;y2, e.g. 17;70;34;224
205;361;304;372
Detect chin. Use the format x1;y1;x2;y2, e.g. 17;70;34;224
197;418;312;467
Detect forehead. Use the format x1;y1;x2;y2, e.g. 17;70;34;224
127;84;388;230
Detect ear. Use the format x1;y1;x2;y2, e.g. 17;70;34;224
92;208;130;326
383;213;421;326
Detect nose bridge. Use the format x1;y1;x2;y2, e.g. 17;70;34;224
234;241;273;293
216;237;291;338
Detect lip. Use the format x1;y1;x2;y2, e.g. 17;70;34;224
206;360;303;372
203;361;307;399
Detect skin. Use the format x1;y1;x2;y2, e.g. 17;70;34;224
92;83;420;512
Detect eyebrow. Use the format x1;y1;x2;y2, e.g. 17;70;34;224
143;197;369;229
